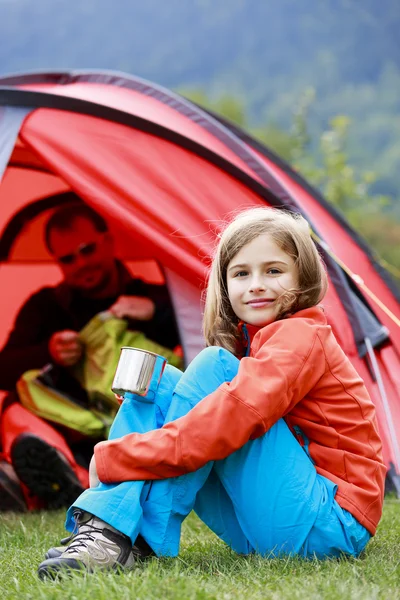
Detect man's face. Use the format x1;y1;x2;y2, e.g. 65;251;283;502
49;216;116;295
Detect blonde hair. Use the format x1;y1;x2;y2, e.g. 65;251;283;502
203;207;328;353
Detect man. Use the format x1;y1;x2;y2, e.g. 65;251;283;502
0;199;180;511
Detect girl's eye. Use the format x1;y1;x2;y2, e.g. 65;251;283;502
267;268;281;275
234;271;248;277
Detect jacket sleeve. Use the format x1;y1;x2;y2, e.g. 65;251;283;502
95;321;327;483
0;293;53;390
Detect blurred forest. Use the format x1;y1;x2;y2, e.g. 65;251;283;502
0;0;399;274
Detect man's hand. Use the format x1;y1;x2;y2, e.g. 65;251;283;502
109;295;155;321
89;455;100;488
48;330;83;367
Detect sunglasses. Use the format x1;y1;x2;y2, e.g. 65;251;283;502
56;241;98;265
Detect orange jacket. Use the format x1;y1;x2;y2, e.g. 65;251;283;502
95;306;386;535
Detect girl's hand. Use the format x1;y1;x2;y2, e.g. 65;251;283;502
89;455;100;488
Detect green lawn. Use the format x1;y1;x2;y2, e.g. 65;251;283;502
1;498;399;600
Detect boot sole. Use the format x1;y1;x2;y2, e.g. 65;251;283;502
38;557;133;580
38;557;87;580
11;434;84;509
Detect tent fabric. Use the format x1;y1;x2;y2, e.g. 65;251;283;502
2;76;399;352
0;69;399;491
208;109;400;302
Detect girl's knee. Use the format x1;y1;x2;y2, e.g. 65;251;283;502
162;364;183;387
188;346;239;381
196;346;233;363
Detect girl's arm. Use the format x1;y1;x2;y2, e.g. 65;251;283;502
95;320;328;483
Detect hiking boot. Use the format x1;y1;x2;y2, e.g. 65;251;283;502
45;546;64;560
10;433;84;509
0;460;26;512
44;530;81;560
38;509;154;579
44;532;73;559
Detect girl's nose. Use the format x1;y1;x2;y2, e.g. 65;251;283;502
249;275;266;292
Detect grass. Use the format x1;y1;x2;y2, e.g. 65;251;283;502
1;498;399;600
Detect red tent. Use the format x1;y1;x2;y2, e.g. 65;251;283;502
0;70;399;492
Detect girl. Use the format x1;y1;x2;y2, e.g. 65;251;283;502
38;207;386;578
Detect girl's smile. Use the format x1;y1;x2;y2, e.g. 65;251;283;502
246;298;275;307
227;233;298;327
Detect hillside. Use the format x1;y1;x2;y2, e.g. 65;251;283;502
0;0;399;207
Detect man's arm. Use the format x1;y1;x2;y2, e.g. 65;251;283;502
0;290;57;390
118;279;180;349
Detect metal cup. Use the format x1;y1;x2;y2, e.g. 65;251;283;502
111;347;167;401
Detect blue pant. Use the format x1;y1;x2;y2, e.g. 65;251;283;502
67;347;370;559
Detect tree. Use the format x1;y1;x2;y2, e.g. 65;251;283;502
289;92;400;282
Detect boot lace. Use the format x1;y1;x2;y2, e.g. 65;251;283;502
63;510;107;554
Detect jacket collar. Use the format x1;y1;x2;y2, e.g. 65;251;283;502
237;322;261;357
238;306;326;356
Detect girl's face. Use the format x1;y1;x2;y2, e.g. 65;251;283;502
226;233;298;327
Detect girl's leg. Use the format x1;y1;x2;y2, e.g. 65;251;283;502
300;481;371;559
67;346;369;560
205;419;321;556
137;347;247;555
197;430;370;558
192;469;253;554
64;364;182;539
66;346;245;556
139;347;318;557
142;348;369;559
